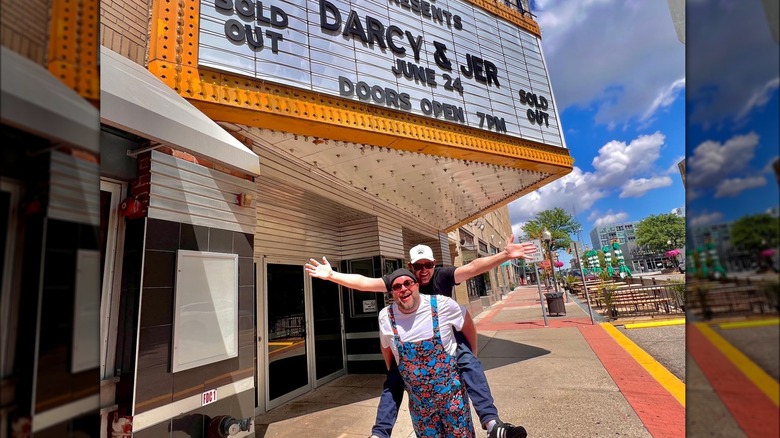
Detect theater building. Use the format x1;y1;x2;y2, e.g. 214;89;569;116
7;0;575;436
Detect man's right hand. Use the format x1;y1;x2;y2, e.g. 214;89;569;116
305;256;333;279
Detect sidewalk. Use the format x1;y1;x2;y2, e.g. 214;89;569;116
254;286;685;437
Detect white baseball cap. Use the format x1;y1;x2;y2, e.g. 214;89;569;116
409;244;435;264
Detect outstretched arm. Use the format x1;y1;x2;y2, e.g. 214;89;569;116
304;256;386;292
454;234;537;283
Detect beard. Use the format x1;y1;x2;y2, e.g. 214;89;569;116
396;291;420;314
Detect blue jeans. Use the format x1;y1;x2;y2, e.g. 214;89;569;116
371;331;498;438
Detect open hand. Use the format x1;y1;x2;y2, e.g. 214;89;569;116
305;257;333;279
505;235;539;259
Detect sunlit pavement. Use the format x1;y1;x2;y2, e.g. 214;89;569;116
255;285;694;437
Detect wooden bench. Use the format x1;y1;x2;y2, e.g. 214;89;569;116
591;286;675;315
690;285;770;316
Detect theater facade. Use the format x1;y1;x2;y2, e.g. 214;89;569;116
97;0;569;436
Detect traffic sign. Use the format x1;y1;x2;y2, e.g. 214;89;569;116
525;239;545;263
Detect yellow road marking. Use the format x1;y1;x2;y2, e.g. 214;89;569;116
624;318;686;329
695;322;779;406
719;318;780;330
600;322;685;406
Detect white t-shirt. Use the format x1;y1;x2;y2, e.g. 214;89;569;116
378;294;466;364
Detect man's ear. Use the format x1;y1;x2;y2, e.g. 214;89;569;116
407;262;413;270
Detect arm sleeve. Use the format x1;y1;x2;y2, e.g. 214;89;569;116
438;296;465;331
378;309;392;349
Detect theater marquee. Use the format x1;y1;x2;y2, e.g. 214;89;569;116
199;0;564;147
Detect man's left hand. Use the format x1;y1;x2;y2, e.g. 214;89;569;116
504;235;538;259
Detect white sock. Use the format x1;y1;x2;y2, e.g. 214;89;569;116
486;420;497;432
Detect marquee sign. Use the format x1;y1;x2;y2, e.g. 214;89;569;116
199;0;565;147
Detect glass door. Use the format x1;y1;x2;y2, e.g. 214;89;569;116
311;277;345;385
99;179;125;380
265;262;310;409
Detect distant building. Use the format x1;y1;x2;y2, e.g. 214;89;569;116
589;211;686;273
448;206;517;314
589;221;647;271
689;222;753;272
590;221;640;249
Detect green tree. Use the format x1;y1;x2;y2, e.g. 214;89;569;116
521;207;581;252
730;213;779;252
635;213;685;253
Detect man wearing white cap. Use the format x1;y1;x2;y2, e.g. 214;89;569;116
305;236;536;438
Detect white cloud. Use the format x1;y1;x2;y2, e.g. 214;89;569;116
592;210;629;228
591;132;665;186
687;188;703;201
665;156;685;175
620;176;673;198
714;176;767;198
535;0;685;127
689;211;724;227
687;132;759;189
508;166;607;224
736;77;780;122
512;222;527;240
640;78;686;122
509;132;670;225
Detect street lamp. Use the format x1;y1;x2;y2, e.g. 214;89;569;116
542;228;560;294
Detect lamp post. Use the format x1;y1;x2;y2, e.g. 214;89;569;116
542;228;559;294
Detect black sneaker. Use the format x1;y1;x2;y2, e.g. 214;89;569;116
488;420;527;438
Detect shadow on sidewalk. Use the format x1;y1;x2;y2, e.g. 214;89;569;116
254;337;548;433
477;334;551;370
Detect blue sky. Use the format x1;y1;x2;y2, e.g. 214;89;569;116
685;0;779;230
507;0;779;266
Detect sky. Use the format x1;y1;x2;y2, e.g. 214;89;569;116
685;0;779;230
506;0;779;266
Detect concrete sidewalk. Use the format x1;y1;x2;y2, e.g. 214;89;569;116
254;286;685;437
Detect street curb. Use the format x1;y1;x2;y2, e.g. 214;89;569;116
600;323;686;407
718;317;780;330
623;318;686;329
694;322;779;406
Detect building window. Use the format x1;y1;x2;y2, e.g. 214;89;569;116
459;229;474;247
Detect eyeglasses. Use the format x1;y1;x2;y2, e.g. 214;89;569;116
391;279;417;292
412;262;435;270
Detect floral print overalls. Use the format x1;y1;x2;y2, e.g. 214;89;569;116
388;296;475;437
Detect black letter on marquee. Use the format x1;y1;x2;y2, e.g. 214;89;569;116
386;25;405;56
320;0;341;32
224;19;245;44
215;0;232;13
236;0;254;20
266;30;283;53
343;10;368;43
433;41;452;71
244;25;264;49
339;76;354;96
365;16;387;49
